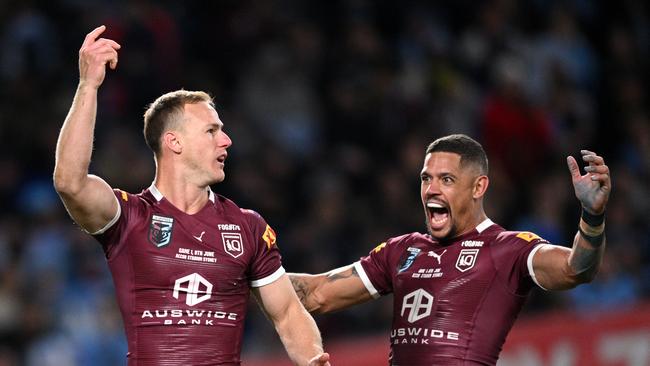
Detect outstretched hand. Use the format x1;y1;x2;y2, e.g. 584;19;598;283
78;25;121;89
567;150;611;215
308;352;331;366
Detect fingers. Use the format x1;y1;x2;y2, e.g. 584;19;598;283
81;25;107;48
582;152;604;166
79;32;121;71
566;156;581;180
579;150;611;189
83;47;119;69
309;352;330;366
85;37;121;51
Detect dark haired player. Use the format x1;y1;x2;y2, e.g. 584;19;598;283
53;26;330;366
290;134;610;365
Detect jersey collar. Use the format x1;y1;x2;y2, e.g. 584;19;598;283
148;183;215;203
476;218;494;233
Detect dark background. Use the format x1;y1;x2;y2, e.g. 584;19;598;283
0;0;647;364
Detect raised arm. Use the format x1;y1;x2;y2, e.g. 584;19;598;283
532;150;611;290
251;275;330;366
289;264;374;314
53;26;122;233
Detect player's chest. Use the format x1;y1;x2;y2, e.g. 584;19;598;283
393;241;493;292
129;212;254;276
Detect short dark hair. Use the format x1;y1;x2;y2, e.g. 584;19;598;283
143;90;214;155
426;134;488;175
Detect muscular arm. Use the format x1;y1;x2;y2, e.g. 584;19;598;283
53;26;121;233
532;231;605;290
252;275;330;366
289;264;374;314
532;150;610;290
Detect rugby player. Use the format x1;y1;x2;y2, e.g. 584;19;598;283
53;26;330;366
289;134;609;365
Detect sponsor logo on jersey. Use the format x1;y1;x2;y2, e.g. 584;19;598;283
455;249;479;272
139;273;238;327
373;242;387;253
394;289;460;344
401;289;433;323
119;190;128;201
148;215;174;248
427;249;447;265
461;240;484;247
390;327;460;344
218;224;241;231
516;231;542;242
173;273;212;306
262;224;277;249
222;232;244;258
398;247;421;273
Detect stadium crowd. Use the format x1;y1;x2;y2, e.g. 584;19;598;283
0;1;647;364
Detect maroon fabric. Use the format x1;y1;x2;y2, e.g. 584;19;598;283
359;222;548;365
94;188;282;365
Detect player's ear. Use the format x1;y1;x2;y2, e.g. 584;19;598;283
473;175;489;199
162;130;183;154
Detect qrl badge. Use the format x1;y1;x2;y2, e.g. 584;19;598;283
222;233;244;258
149;215;174;248
455;249;479;272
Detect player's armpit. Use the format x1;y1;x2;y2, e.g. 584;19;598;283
289;264;374;314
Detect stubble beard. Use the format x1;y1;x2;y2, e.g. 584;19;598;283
426;219;457;242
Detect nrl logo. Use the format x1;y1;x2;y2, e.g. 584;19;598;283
455;249;479;272
149;215;174;248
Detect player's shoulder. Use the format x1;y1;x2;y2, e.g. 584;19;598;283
494;229;549;246
113;188;153;205
384;232;430;248
213;193;266;225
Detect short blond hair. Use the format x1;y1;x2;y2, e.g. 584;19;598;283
143;90;213;155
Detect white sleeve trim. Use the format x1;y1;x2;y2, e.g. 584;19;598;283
250;266;286;288
89;195;122;235
527;244;551;291
353;261;380;299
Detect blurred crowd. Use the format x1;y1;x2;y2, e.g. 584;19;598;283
0;0;648;364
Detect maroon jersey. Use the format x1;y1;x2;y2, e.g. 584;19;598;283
356;219;550;365
93;185;283;365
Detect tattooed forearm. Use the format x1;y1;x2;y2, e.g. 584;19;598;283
569;232;605;279
326;266;359;282
289;276;311;306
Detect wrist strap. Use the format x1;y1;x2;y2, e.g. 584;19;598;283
581;208;605;227
579;208;605;247
578;228;605;247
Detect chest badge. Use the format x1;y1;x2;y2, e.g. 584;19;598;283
455;249;479;272
222;233;244;258
149;215;174;248
398;247;421;273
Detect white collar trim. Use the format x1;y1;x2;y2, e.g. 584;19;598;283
476;218;494;233
148;183;215;203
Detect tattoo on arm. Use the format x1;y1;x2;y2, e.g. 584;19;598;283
326;267;360;282
569;233;605;276
289;277;309;306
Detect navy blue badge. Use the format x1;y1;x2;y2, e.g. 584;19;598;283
398;247;421;273
148;214;174;248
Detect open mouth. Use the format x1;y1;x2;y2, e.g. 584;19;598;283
426;201;449;229
217;153;227;164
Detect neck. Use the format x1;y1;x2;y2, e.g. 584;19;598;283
458;209;489;236
154;163;211;215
